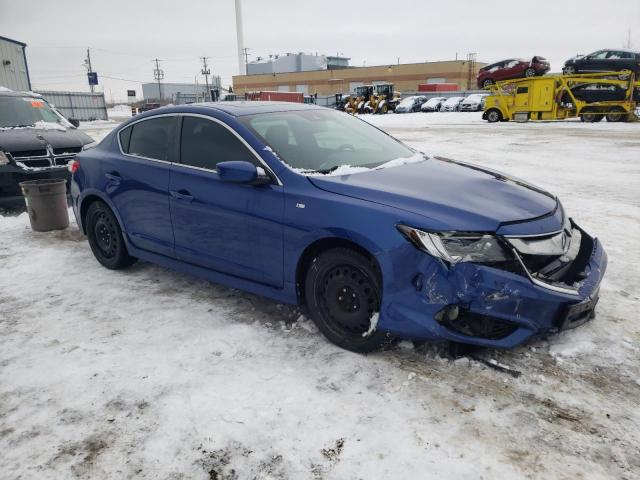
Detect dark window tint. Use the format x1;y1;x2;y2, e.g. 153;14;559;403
517;87;529;94
127;116;176;161
119;126;132;152
180;116;254;170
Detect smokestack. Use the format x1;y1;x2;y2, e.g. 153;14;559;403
235;0;245;75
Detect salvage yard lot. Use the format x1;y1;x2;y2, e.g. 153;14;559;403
1;112;639;479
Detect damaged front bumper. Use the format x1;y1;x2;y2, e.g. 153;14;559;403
378;221;607;349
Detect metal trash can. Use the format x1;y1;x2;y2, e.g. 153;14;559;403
19;179;69;232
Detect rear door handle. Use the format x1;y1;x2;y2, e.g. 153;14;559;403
170;190;194;203
105;172;121;184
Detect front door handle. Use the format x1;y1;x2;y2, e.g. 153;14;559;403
170;190;194;203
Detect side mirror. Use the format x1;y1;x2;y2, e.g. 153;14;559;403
217;161;271;186
68;118;80;128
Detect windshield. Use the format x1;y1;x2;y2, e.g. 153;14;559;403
240;109;417;174
425;98;442;106
0;96;72;129
464;94;484;102
444;97;462;105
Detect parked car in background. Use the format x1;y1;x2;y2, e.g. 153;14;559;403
459;94;489;112
563;49;640;76
70;102;606;353
0;89;93;204
137;103;161;113
440;96;465;111
395;96;428;113
421;97;447;112
477;57;550;88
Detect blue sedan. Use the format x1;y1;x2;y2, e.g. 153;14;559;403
70;102;606;353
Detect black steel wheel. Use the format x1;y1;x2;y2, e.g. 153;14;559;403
86;200;136;269
304;248;387;353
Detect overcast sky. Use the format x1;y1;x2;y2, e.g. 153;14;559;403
1;0;638;102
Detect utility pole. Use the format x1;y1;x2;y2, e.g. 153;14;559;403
241;47;250;75
153;58;164;101
84;48;94;93
200;56;211;101
466;52;477;91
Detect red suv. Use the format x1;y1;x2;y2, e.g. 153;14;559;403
477;56;550;88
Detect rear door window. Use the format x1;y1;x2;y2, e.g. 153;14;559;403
179;116;256;171
125;116;177;161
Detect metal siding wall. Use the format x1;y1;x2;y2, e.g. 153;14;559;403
35;91;108;121
0;39;30;91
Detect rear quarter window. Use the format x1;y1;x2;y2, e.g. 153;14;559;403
119;126;132;152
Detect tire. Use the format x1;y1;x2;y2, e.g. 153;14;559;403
524;68;536;77
486;109;502;123
580;112;603;123
86;200;137;270
304;248;388;353
482;78;494;88
606;107;627;122
617;72;630;81
563;66;575;75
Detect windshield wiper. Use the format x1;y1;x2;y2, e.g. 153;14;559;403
313;166;341;174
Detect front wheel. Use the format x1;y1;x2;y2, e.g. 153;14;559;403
482;78;494;88
485;109;502;123
524;67;536;77
304;248;387;353
86;200;137;269
606;107;627;122
563;66;575;75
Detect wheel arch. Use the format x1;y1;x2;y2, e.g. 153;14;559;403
78;191;125;236
295;236;382;304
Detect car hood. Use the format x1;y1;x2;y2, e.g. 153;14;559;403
307;157;558;232
0;127;93;153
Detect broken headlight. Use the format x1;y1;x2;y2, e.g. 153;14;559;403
397;225;511;264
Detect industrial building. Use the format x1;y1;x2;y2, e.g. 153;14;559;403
233;59;486;96
142;78;222;103
0;36;31;91
247;52;350;75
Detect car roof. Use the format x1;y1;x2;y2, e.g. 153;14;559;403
190;100;326;117
0;89;43;98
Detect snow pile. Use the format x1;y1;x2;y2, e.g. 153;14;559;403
293;152;427;177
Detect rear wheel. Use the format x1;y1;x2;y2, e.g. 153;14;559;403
580;108;604;122
606;106;627;122
482;78;494;88
304;248;387;353
86;200;137;269
563;66;575;75
486;109;502;123
524;67;536;77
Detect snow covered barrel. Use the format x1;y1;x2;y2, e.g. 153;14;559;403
19;179;69;232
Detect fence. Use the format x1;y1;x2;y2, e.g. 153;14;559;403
35;90;108;121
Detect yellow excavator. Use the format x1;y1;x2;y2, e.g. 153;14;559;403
344;85;374;114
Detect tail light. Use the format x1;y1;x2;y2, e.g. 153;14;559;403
68;159;80;173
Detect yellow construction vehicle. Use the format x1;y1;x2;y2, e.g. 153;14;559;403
482;71;639;123
344;85;374;114
364;84;401;114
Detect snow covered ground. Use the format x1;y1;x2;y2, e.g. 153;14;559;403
1;112;639;479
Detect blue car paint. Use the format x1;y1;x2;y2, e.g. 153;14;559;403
72;102;606;349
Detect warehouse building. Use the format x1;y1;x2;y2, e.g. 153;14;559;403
233;59;486;96
0;36;31;91
247;52;350;75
